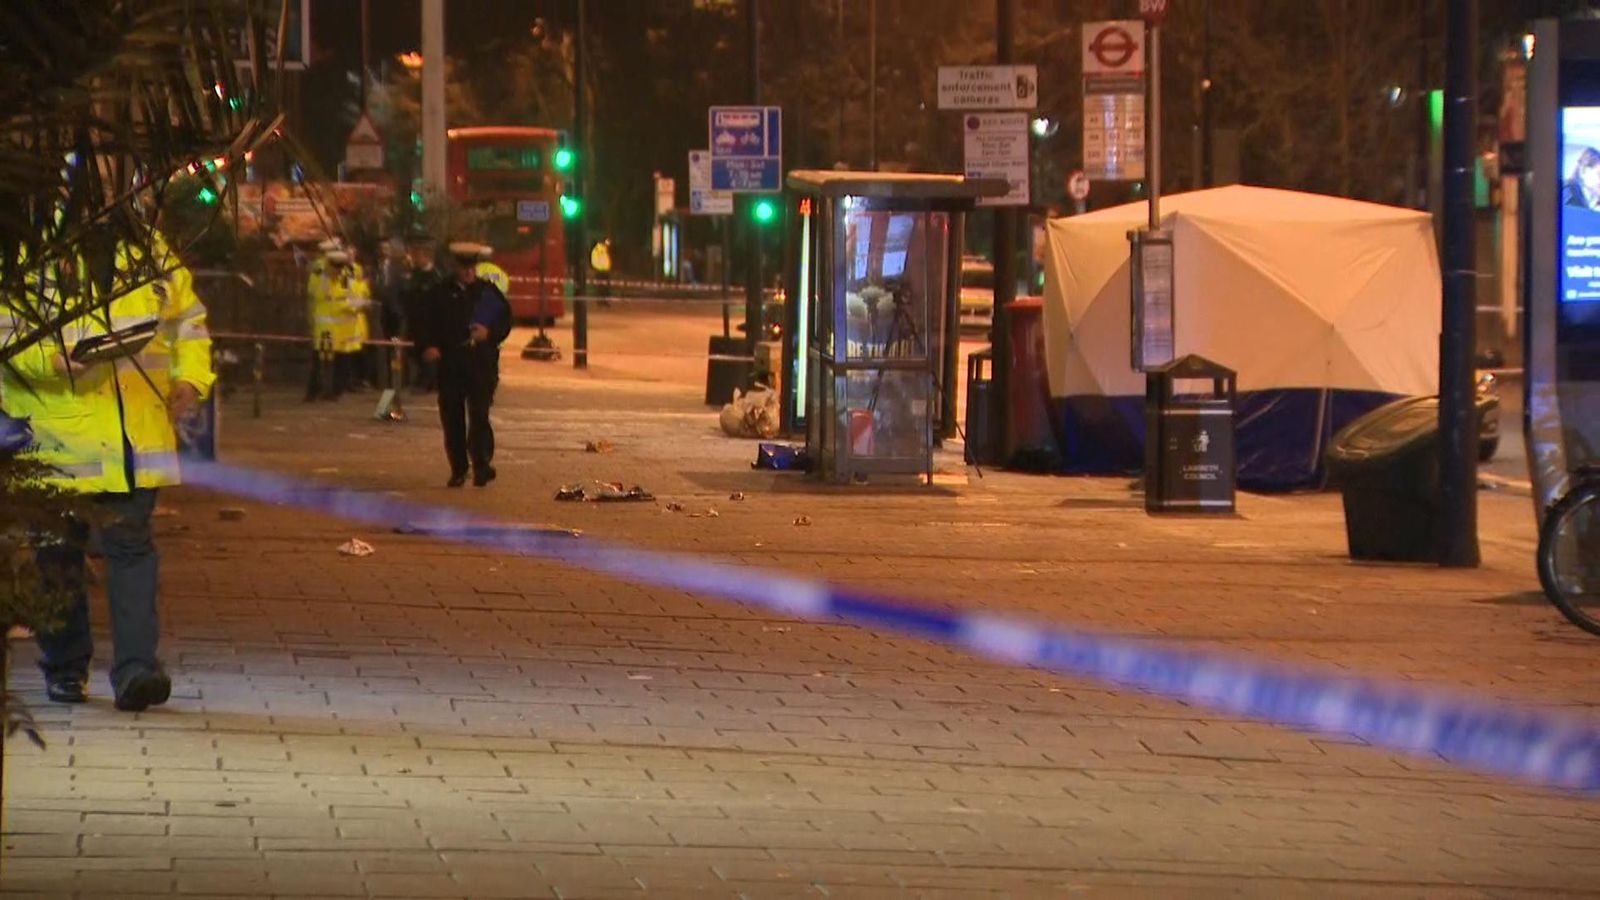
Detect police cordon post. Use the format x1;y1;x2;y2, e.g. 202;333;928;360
180;458;1600;794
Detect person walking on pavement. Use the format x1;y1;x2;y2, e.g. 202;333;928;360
401;232;444;393
0;228;215;711
416;242;512;488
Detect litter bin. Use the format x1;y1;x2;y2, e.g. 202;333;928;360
704;335;748;407
1326;394;1498;562
965;348;997;465
1144;355;1236;514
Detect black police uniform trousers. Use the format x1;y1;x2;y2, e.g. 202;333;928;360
436;353;498;476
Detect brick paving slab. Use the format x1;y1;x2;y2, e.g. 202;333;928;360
4;338;1600;897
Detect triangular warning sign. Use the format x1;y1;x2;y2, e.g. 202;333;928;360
348;114;382;145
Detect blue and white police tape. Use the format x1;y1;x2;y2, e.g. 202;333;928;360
184;460;1600;793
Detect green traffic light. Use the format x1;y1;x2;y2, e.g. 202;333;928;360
196;186;218;205
752;197;778;225
553;147;575;172
560;194;582;219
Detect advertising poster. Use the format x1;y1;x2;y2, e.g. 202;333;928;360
1559;106;1600;304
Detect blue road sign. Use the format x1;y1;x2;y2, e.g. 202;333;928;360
709;105;781;192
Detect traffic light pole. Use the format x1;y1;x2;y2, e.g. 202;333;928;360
1437;0;1478;566
571;0;589;369
743;0;763;383
989;0;1017;463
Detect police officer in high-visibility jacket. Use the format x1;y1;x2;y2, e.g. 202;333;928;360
304;239;342;400
475;245;510;298
327;250;373;392
0;232;215;711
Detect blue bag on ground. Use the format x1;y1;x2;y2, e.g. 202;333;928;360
753;442;811;471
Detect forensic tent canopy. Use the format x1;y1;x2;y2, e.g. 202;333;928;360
1041;185;1440;490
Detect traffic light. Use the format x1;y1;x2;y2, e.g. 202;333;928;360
560;193;582;219
751;196;778;225
196;185;218;205
553;147;575;172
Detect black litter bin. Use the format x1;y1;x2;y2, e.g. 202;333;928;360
1144;355;1236;514
1325;394;1498;562
704;335;748;407
964;348;997;465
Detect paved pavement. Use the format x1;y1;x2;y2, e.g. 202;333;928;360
3;314;1598;898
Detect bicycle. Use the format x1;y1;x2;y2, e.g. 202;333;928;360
1538;463;1600;636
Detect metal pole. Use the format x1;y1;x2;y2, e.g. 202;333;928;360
359;0;370;113
1148;22;1162;229
1201;0;1212;187
868;0;878;170
744;0;762;380
837;0;846;165
572;0;589;369
420;0;446;197
1438;0;1479;567
990;0;1016;462
722;215;732;338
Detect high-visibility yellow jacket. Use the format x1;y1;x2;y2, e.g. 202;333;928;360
0;240;215;494
476;261;510;297
308;260;372;353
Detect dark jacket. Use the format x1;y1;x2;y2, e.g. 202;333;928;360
416;275;512;367
401;265;445;343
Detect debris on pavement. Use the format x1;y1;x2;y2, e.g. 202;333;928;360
720;387;779;438
337;538;375;557
753;442;811;471
793;515;812;526
664;502;686;513
152;506;179;518
218;508;247;522
555;481;655;502
585;439;616;454
689;508;719;518
728;492;746;501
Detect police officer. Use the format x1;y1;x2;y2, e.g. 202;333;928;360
401;231;444;393
475;245;510;297
327;249;373;393
0;229;215;710
304;238;341;401
416;242;512;487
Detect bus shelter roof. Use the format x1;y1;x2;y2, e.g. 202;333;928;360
786;170;1008;201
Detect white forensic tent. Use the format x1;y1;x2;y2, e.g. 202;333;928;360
1041;185;1441;490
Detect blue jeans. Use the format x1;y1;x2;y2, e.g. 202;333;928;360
35;488;162;690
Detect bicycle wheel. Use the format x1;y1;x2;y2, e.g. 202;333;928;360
1538;479;1600;637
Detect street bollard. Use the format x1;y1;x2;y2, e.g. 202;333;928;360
252;342;264;419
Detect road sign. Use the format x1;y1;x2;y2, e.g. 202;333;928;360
1067;170;1091;201
516;200;550;223
963;113;1030;207
936;65;1039;110
1139;0;1170;25
688;149;734;215
709;106;782;192
1083;20;1145;79
344;113;384;171
1082;20;1147;181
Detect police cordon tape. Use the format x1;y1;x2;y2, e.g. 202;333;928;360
179;459;1600;793
210;332;759;364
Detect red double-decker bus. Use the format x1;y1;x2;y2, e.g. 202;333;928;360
445;126;569;322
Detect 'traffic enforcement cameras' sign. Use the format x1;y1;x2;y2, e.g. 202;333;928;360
937;65;1039;110
709;106;782;193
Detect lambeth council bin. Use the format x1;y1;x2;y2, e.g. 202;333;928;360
1144;355;1236;514
1325;394;1498;562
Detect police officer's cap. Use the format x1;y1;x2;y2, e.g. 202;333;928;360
317;238;342;253
326;249;351;265
448;241;489;261
476;245;495;261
